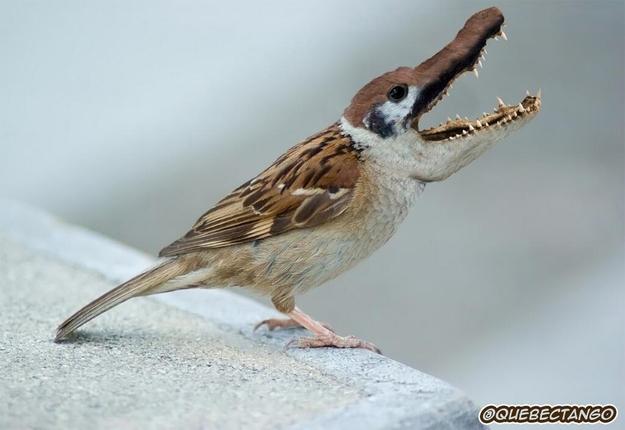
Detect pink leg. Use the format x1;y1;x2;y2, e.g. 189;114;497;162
285;307;381;354
254;307;334;332
287;307;333;336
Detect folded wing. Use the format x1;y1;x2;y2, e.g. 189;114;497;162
159;124;361;257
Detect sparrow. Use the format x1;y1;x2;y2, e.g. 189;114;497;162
56;7;540;353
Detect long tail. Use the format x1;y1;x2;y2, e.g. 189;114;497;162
55;258;192;341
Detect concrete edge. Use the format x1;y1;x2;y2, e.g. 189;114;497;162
0;199;485;430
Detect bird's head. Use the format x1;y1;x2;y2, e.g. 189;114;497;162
341;7;541;182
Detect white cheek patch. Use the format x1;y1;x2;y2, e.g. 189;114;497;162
375;86;419;130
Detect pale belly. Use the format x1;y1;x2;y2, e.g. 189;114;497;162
241;174;426;294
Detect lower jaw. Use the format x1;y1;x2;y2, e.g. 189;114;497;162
415;92;541;142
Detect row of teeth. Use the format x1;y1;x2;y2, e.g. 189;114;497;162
425;29;505;110
473;29;506;78
473;45;489;79
438;27;506;101
446;90;540;141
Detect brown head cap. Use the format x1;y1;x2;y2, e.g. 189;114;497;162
344;7;504;129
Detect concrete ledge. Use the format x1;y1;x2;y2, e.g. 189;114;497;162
0;200;485;429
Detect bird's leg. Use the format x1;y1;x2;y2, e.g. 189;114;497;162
284;306;381;354
254;309;335;332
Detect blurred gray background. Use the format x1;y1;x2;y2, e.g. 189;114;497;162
2;0;623;420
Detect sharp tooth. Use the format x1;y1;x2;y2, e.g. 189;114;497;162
494;36;500;41
478;59;483;68
512;112;517;118
447;116;453;122
537;88;542;98
506;115;512;121
456;133;462;138
518;103;525;112
483;112;488;117
484;48;488;54
476;120;482;128
473;69;479;78
449;136;455;140
456;114;462;120
497;97;506;108
462;130;468;135
526;90;531;96
501;31;508;41
468;124;475;131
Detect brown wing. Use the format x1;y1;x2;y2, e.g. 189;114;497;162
159;124;361;257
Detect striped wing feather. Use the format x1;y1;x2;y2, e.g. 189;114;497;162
159;124;360;257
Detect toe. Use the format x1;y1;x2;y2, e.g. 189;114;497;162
253;319;270;332
254;318;301;332
286;334;382;354
342;336;382;354
354;338;382;354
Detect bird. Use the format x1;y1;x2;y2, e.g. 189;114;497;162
55;7;540;353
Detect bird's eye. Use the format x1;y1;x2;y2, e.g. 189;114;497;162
387;84;408;102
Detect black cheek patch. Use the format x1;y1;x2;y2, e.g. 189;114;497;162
366;107;395;138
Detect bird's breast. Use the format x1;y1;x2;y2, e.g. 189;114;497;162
348;168;426;258
286;170;426;292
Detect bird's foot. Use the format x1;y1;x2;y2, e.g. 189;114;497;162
287;333;381;354
254;318;300;331
254;318;334;332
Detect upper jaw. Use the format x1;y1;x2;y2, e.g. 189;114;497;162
403;7;541;143
409;7;505;123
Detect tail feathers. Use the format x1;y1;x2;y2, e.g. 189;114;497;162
55;258;190;341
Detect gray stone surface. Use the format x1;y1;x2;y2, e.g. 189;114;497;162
0;200;484;430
